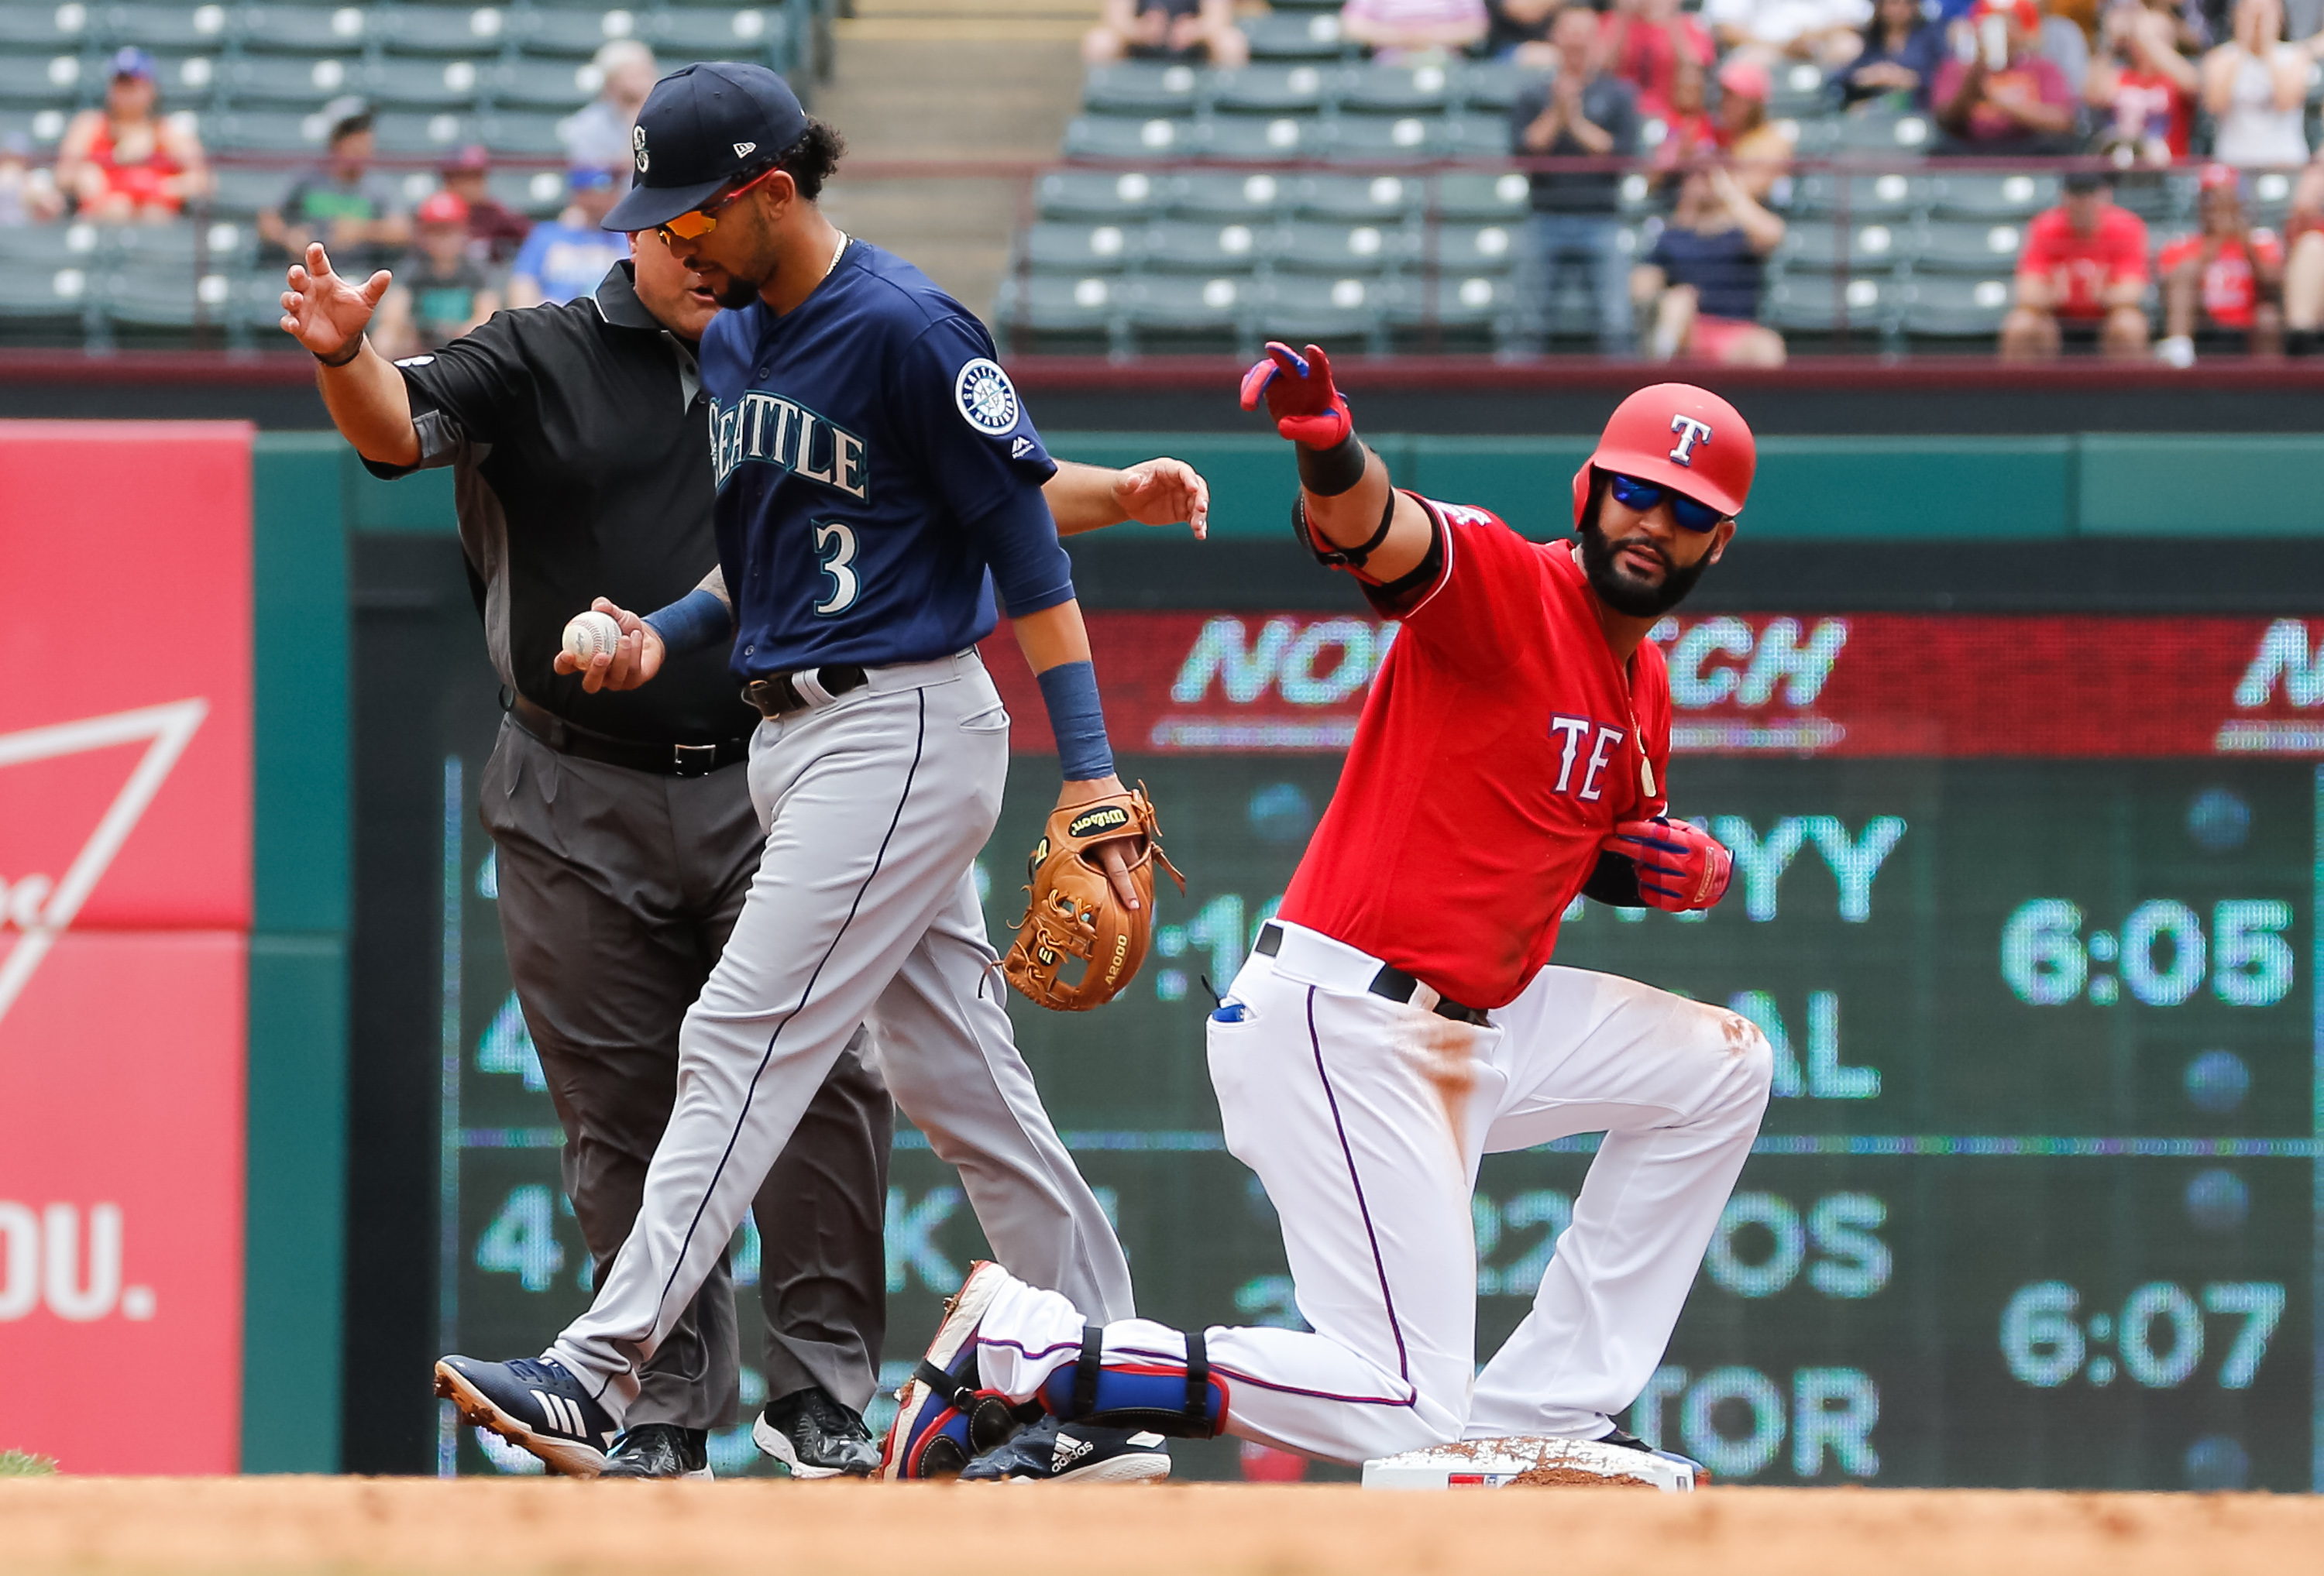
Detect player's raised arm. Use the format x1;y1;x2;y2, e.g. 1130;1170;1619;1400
1042;457;1211;539
1239;341;1432;585
283;241;419;468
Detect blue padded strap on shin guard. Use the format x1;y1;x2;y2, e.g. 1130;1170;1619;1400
1043;1324;1226;1440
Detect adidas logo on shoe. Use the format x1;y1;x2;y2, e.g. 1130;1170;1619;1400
1052;1431;1096;1473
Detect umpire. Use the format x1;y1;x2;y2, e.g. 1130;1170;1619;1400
284;228;892;1480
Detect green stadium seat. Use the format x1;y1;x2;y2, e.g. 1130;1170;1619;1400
1928;170;2054;220
1241;9;1347;60
1208;62;1330;113
1899;273;2013;337
146;51;224;105
1023;219;1140;272
1082;61;1203;115
201;108;327;152
489;166;570;216
1195;112;1319;160
1432;167;1529;221
1914;218;2025;273
1064;113;1193;158
0;2;94;50
366;57;493;110
0;51;77;104
1827;109;1931;159
473;110;566;156
384;5;514;55
1774;219;1905;273
1381;271;1519;351
102;263;220;335
995;273;1122;352
1143;215;1267;270
1456;60;1537;112
1340;60;1452;115
1440;111;1511;156
1168;168;1290;219
375;108;483;154
0;256;97;338
508;7;634;58
1294;170;1418;221
1763;270;1898;332
2108;170;2188;224
2246;167;2295;227
0;220;105;266
1325;112;1451;161
95;1;238;47
1273;218;1415;273
642;6;788;57
207;163;287;216
215;52;363;106
1430;219;1521;272
1767;60;1831;118
1035;167;1165;221
1250;274;1389;349
1778;115;1841;157
237;3;371;52
1122;272;1248;349
1789;170;1926;220
488;57;599;110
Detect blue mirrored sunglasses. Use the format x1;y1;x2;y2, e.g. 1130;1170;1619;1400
1607;472;1724;532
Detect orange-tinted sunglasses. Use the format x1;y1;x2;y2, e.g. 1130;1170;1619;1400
657;164;782;244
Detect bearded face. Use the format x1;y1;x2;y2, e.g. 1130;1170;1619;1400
1575;485;1717;618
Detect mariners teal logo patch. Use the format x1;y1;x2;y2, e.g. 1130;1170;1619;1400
954;358;1020;435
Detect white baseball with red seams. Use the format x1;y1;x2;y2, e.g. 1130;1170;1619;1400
961;496;1772;1467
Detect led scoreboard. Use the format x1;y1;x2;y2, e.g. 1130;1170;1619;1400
434;609;2324;1490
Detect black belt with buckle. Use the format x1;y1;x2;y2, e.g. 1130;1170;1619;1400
506;693;746;778
1253;922;1490;1025
742;663;869;719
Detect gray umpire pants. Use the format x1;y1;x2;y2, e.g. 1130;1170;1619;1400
546;651;1135;1419
481;718;893;1426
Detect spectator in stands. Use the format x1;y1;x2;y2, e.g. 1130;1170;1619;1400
1841;0;1949;106
2085;0;2199;162
2201;0;2311;167
562;40;658;177
1083;0;1250;65
2156;163;2283;361
508;167;629;308
2281;148;2324;349
1513;5;1642;352
260;98;409;276
1483;0;1560;66
2000;168;2151;357
53;47;208;223
1932;0;2081;153
1633;161;1789;362
1704;0;1872;70
373;191;503;360
0;132;64;226
1605;0;1719;117
1342;0;1490;62
1651;53;1720;158
1711;57;1797;201
440;146;533;266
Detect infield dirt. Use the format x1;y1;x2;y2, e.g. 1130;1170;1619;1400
2;1478;2318;1575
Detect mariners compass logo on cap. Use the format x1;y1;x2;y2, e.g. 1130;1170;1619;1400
632;123;648;174
602;61;813;233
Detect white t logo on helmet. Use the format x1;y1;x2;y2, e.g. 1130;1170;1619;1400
1668;414;1713;466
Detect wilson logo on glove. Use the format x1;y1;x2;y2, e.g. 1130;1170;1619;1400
1003;786;1184;1011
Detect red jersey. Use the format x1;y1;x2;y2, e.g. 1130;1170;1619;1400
2019;203;2150;318
2156;230;2282;329
1277;500;1672;1010
2104;67;2192;158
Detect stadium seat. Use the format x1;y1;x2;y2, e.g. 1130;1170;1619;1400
0;221;105;267
1430;220;1521;272
1208;63;1331;114
2247;167;2295;226
0;53;77;105
1325;112;1451;161
1766;61;1831;118
1023;219;1140;272
384;5;515;55
373;109;484;155
1899;273;2013;337
1142;215;1268;270
1762;270;1899;332
0;2;95;50
1789;170;1926;221
1433;167;1530;221
1250;274;1390;350
1168;168;1291;220
201;109;328;153
1035;167;1166;221
1914;218;2026;273
1083;61;1203;115
1241;9;1347;60
1339;61;1453;115
1928;170;2055;220
994;273;1121;353
0;257;98;341
95;2;238;48
473;111;566;156
489;57;601;111
490;166;571;216
1195;112;1318;160
150;52;222;106
1273;218;1417;273
236;3;371;52
102;263;222;337
0;105;68;146
215;53;365;107
2109;170;2188;224
511;9;641;58
1456;60;1538;112
1121;273;1248;350
1381;271;1519;351
1064;113;1193;158
1827;110;1931;159
641;7;786;56
367;57;493;111
1777;115;1841;157
1772;219;1905;273
1294;171;1420;221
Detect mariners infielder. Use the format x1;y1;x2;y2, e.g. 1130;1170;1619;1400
435;64;1179;1483
887;351;1773;1475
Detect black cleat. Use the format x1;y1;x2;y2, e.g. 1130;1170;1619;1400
600;1422;713;1480
960;1415;1171;1485
1599;1426;1707;1478
755;1387;881;1478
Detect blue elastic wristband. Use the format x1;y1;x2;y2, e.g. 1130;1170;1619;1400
640;587;733;658
1036;660;1115;781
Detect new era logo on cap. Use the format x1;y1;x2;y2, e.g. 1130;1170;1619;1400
603;62;809;232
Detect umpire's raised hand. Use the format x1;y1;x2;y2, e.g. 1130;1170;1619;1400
280;242;390;362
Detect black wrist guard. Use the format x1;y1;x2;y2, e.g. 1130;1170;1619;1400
1296;433;1368;496
1581;850;1646;908
1291;486;1398;573
313;334;365;369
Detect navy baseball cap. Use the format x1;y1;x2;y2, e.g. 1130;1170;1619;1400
602;62;808;232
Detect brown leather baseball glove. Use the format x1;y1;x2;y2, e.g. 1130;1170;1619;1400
1002;785;1184;1011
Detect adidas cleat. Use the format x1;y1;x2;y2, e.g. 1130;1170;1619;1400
961;1416;1172;1485
434;1355;620;1478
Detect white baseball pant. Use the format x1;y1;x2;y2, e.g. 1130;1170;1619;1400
971;918;1772;1464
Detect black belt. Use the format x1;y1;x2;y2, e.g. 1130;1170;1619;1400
742;664;868;719
506;693;747;778
1253;922;1490;1025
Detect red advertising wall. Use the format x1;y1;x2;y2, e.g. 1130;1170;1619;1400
0;422;253;1473
986;611;2324;760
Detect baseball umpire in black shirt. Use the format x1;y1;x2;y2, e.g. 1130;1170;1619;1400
280;225;1208;1479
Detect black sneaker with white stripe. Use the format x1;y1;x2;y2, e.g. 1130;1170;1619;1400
959;1415;1171;1484
435;1355;621;1478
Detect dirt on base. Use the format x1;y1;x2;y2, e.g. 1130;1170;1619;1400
1507;1464;1655;1488
0;1477;2316;1576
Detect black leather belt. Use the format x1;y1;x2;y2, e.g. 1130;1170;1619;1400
507;693;746;778
742;664;868;719
1253;922;1490;1025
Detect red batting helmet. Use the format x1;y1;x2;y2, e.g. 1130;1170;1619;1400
1570;382;1756;526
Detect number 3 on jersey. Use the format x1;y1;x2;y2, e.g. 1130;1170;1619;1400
812;520;859;616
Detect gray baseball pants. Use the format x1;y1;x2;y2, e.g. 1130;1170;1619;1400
482;718;893;1425
546;651;1135;1420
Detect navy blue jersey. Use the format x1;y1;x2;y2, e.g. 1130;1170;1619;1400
699;239;1067;678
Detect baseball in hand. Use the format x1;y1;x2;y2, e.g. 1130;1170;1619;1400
562;610;622;664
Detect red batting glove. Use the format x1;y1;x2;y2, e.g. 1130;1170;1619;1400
1604;816;1732;912
1238;340;1353;448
